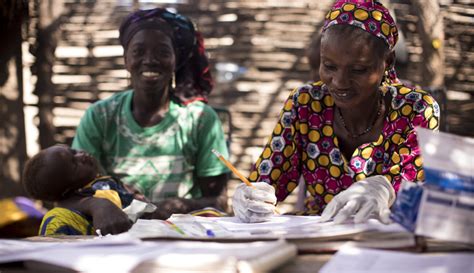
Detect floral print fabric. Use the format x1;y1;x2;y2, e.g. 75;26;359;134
323;0;398;50
248;82;440;214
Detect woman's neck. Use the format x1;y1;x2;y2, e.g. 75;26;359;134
338;92;381;134
132;86;171;127
334;92;387;161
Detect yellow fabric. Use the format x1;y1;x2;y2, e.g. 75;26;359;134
190;207;227;217
93;189;122;208
0;199;28;227
39;207;94;236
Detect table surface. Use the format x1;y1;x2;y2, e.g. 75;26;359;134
1;235;472;273
274;254;333;273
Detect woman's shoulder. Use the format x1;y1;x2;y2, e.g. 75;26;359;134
88;90;132;113
291;81;330;101
385;83;439;109
173;100;219;120
384;83;440;128
175;100;211;113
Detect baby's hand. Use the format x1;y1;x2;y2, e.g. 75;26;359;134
91;198;133;234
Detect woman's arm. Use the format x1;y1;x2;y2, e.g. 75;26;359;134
144;173;228;220
383;91;440;191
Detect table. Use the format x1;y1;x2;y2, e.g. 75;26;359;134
1;235;472;273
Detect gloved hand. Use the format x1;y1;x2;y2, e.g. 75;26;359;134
320;175;396;224
232;182;277;223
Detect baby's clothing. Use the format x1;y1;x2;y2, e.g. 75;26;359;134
39;176;133;236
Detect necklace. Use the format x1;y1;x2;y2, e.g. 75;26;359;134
337;94;384;138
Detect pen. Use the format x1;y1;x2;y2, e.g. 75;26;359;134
165;220;186;235
206;229;215;237
211;149;280;214
211;149;255;188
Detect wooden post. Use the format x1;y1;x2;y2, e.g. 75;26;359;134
0;0;28;198
31;0;64;149
411;0;445;87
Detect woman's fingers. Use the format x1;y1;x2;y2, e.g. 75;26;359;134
247;200;276;214
248;189;277;205
353;200;377;224
333;199;362;224
245;210;274;223
233;182;277;223
319;198;341;222
378;207;392;224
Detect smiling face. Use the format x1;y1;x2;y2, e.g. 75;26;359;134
42;145;99;194
124;29;176;96
319;25;392;109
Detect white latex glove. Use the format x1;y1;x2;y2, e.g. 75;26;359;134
232;182;277;223
320;175;396;224
123;199;157;223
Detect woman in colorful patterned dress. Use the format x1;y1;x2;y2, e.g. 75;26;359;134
232;0;440;224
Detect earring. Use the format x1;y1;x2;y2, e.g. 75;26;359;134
381;69;390;85
127;71;131;87
172;74;176;88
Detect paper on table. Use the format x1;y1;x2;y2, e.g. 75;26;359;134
127;215;410;240
0;240;58;257
139;239;297;273
320;244;474;273
126;219;184;238
0;233;141;263
0;238;296;273
168;215;382;239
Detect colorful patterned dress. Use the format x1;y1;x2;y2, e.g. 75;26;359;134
248;81;440;214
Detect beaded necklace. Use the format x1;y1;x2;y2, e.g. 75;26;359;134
337;94;383;138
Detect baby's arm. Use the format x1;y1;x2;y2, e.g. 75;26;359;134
58;195;132;235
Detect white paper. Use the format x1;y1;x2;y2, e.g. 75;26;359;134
320;244;474;273
416;188;474;243
0;238;296;273
416;128;474;243
0;233;140;263
164;215;402;239
417;128;474;178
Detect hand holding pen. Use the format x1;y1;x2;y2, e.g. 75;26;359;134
212;149;278;223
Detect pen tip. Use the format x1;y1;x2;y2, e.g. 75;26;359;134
211;149;220;157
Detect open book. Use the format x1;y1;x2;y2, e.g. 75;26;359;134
0;235;296;273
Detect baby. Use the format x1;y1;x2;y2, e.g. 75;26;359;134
22;145;153;236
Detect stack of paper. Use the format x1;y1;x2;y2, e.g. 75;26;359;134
320;244;474;273
0;236;296;273
130;215;373;240
126;215;416;253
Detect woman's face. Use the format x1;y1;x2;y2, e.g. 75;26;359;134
124;29;176;94
319;30;388;109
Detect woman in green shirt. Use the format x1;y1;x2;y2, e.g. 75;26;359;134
62;8;229;234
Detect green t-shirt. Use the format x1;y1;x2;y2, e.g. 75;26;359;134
72;90;229;201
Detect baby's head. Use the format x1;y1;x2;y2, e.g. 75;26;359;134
22;145;99;201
